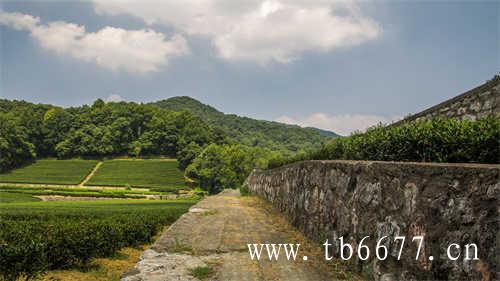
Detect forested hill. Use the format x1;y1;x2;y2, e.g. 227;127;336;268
153;96;339;154
1;98;337;193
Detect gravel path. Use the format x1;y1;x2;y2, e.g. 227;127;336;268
122;189;360;281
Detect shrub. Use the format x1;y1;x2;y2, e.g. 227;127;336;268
0;200;196;280
268;117;500;168
239;185;250;196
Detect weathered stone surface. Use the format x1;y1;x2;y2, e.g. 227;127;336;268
245;160;499;281
121;250;207;281
124;189;360;281
392;77;499;125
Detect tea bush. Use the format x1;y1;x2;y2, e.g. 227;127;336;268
268;117;500;168
0;199;196;281
0;186;157;199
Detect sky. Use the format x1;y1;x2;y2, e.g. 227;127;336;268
0;1;498;135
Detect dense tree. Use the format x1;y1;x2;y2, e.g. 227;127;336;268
43;108;75;155
153;96;338;155
0;100;230;175
0;98;331;193
176;142;202;170
2;98;496;194
185;144;270;194
0;113;36;172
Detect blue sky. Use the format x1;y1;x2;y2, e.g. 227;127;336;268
0;1;498;135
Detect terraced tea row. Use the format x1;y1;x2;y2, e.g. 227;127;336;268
0;159;187;191
0;199;198;280
0;186;161;200
0;159;98;185
86;159;186;190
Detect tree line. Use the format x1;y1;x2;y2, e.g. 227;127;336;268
0;99;282;193
2;99;497;193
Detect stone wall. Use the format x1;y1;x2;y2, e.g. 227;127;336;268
244;160;499;281
393;76;499;126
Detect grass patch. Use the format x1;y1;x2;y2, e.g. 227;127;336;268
0;199;198;280
41;245;147;281
0;191;41;203
189;266;214;280
85;159;186;189
0;159;98;185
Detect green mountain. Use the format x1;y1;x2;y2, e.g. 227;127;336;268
153;96;339;155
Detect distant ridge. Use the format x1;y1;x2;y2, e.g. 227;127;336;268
152;96;339;154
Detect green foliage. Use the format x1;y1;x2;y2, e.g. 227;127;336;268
0;97;337;195
0;99;222;172
0;159;98;185
189;266;214;279
0;192;41;203
176;141;202;170
185;144;267;194
0;113;36;173
0;185;162;199
268;118;500;168
191;187;208;196
153;96;338;154
0;199;197;280
86;159;186;189
239;184;250;196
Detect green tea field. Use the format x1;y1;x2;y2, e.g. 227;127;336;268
0;185;162;199
0;159;98;185
85;159;186;191
0;198;198;280
0;191;41;203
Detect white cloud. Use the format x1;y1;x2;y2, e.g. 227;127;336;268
105;94;123;102
92;0;381;64
0;11;189;73
0;11;39;30
276;112;401;136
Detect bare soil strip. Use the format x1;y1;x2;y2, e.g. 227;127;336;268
79;161;103;187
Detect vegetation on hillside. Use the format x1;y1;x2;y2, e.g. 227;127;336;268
268;117;500;168
0;185;161;199
0;159;98;185
1;98;332;193
153;96;338;153
86;159;186;189
0;199;197;280
185;144;274;194
0;191;41;203
0;99;220;170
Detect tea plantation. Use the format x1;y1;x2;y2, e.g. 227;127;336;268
0;159;98;185
0;199;197;280
0;191;41;203
0;185;161;199
0;158;196;280
85;159;186;190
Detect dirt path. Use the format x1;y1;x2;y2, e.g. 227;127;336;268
122;190;360;281
78;161;102;187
